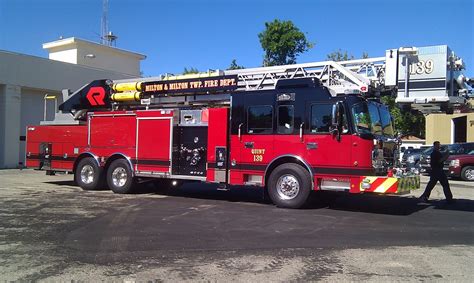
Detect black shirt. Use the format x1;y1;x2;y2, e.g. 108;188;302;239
430;150;443;170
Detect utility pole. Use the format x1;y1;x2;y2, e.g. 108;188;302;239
101;0;108;45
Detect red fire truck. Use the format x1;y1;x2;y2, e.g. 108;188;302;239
26;45;471;208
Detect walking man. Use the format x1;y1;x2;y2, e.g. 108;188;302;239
419;141;454;203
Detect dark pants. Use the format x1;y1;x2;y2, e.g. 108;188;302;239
421;169;453;200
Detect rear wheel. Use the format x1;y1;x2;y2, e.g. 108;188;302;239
75;157;103;190
267;163;311;208
107;159;136;194
461;166;474;181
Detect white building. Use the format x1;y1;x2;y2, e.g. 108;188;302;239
0;38;146;168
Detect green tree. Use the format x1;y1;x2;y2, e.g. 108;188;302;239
258;19;313;66
183;67;199;74
380;96;425;138
327;49;354;61
327;50;369;61
227;59;244;70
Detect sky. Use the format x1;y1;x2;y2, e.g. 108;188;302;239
0;0;473;77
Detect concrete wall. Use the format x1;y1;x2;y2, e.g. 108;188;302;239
44;38;145;77
75;43;142;76
0;50;138;168
49;49;77;64
0;50;137;91
425;113;474;145
0;84;21;169
18;88;60;165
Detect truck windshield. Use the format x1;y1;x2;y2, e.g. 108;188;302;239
351;101;394;137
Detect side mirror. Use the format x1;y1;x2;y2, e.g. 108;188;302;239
331;103;340;127
331;102;343;141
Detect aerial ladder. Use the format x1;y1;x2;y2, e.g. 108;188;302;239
51;44;472;124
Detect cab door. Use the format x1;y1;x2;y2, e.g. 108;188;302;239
303;102;352;173
229;92;275;186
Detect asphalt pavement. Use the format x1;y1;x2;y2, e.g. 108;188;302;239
0;169;473;281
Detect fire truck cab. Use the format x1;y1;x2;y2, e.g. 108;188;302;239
229;78;397;207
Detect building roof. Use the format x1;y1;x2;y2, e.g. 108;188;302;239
401;135;425;141
43;37;146;60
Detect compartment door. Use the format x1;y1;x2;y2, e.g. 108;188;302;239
136;118;172;174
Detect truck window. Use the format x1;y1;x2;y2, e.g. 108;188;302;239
379;104;394;137
247;105;273;134
352;102;372;135
368;102;382;135
310;104;332;133
277;105;294;134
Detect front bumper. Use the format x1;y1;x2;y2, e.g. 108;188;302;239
444;166;461;178
420;163;431;173
359;175;420;194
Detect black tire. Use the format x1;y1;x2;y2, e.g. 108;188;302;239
75;157;104;190
107;159;136;194
267;163;311;208
461;166;474;181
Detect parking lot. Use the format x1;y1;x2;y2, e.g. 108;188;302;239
0;169;473;281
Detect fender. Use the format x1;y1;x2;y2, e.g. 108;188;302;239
105;153;135;176
73;152;100;172
264;155;314;189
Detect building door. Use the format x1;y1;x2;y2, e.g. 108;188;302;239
452;116;467;143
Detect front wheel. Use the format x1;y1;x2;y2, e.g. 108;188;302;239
461;166;474;181
267;163;311;209
107;159;136;194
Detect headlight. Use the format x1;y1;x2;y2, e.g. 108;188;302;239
450;159;460;167
408;156;415;163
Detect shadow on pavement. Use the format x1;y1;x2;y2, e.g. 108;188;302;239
430;199;474;212
314;192;429;215
134;182;432;215
137;181;270;205
45;180;76;186
44;179;473;215
44;180;110;191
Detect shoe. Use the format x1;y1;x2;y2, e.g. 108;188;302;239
418;196;430;204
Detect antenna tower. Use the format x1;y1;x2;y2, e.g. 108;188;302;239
101;0;117;46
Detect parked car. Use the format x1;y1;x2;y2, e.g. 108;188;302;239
420;143;474;174
399;146;414;163
444;150;474;181
401;147;430;169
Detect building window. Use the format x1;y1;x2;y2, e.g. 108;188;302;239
247;105;273;134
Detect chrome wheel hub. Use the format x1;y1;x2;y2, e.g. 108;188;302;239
80;165;95;184
276;174;300;200
466;169;474;180
112;167;128;187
